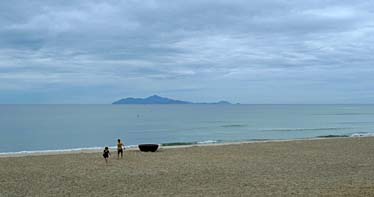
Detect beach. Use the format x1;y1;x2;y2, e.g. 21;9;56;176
1;137;374;196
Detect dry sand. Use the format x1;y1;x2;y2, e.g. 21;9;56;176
1;137;374;196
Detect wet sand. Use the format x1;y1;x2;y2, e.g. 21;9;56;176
1;137;374;196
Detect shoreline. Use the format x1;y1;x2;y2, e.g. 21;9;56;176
0;135;367;158
2;136;374;196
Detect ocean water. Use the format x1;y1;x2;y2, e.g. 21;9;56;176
1;104;374;154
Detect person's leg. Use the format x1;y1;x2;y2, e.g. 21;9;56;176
121;150;123;158
117;150;120;159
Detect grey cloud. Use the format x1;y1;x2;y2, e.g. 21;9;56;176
0;0;374;103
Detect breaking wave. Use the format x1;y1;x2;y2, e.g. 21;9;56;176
262;127;351;132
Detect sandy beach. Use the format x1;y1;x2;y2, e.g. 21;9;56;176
1;137;374;196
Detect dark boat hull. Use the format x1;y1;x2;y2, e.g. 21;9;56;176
138;144;159;152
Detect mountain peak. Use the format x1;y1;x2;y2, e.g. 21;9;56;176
113;95;190;104
147;95;163;99
112;96;232;105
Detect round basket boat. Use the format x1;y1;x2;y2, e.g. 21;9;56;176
138;144;159;152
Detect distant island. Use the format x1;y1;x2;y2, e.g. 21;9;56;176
112;95;232;105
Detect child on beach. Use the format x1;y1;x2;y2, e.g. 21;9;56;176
117;139;125;159
103;147;111;164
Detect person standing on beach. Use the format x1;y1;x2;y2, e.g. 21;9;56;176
103;147;111;164
117;139;125;159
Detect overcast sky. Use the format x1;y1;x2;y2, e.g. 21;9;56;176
0;0;374;104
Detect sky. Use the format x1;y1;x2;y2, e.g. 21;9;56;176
0;0;374;104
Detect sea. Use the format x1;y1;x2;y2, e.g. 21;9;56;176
1;104;374;155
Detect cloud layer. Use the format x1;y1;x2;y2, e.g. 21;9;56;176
1;0;374;103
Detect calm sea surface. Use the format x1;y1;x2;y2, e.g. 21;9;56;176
1;104;374;153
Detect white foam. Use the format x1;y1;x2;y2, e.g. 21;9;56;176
125;145;138;149
350;132;374;137
0;145;140;157
0;147;101;156
197;140;218;144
